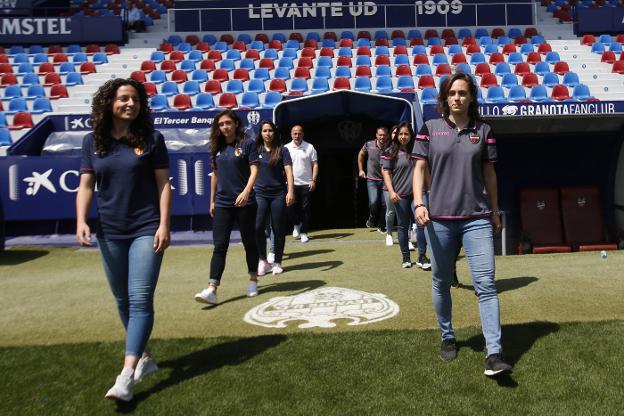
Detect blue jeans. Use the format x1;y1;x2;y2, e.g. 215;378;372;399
383;190;396;234
426;218;502;355
366;179;385;227
256;193;287;263
98;236;163;357
393;195;414;262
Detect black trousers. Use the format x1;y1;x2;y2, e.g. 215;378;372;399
289;185;312;233
209;205;258;285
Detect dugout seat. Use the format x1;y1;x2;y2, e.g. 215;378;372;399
519;188;572;254
559;187;618;252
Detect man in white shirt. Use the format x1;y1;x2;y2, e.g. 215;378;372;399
127;4;146;32
285;125;318;243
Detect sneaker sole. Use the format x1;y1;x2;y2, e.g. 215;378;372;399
484;367;512;376
105;393;133;402
194;295;217;305
247;292;258;297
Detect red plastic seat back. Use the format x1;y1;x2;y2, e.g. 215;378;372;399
520;188;566;246
560;187;609;246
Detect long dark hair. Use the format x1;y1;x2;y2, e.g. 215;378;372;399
437;72;481;122
210;109;245;170
91;78;152;154
255;120;282;166
388;121;415;160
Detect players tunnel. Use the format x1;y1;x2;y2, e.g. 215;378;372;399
274;90;415;229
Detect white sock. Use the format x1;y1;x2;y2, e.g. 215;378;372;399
121;367;134;378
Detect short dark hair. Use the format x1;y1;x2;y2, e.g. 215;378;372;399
437;72;481;121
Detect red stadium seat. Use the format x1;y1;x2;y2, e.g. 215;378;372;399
80;62;96;74
514;36;528;45
53;53;69;64
559;186;618;251
551;84;571;101
0;73;17;87
294;67;311;79
289;32;304;42
104;44;120;54
218;93;238;108
212;68;229;82
424;29;438;39
602;51;616;64
231;41;246;52
172;93;192;110
303;39;317;49
375;38;389;47
391;30;405;39
244;49;260;61
413;54;429;65
441;28;455;40
324;31;337;40
320;47;334;57
269;40;282;51
489;52;505;64
207;50;222;61
337;56;352;67
269;78;286;93
521;72;539;87
429;44;444;56
43;72;61;86
527;52;541;64
333;77;350;90
297;57;313;69
612;60;624;74
185;34;200;45
258;58;275;70
465;44;481;55
355;65;372;77
233;68;250;81
159;42;173;53
502;44;517;55
444;37;458;46
339;38;353;48
195;42;210;53
160;59;177;73
0;54;8;64
537;43;552;55
8;112;34;130
524;27;538;38
49;84;69;99
435;64;452;77
140;60;157;73
220;34;234;44
417;75;435;89
553;61;569;75
451;53;467;65
491;27;505;38
374;55;390;66
581;34;596;46
143;82;157;96
200;59;216;71
85;44;100;55
255;33;269;43
204;80;222;94
130;70;147;83
480;73;498;87
395;65;411;77
356;46;371;56
518;188;572;254
474;63;491;76
409;38;424;46
301;47;316;58
169;50;185;63
47;44;63;55
462;37;477;47
393;45;408;56
357;30;371;39
171;69;188;83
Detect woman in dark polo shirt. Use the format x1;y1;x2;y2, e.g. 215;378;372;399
412;72;512;376
381;121;416;268
254;120;295;276
194;110;260;305
76;78;172;401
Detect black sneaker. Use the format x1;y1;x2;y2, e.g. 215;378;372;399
484;353;512;376
416;255;432;271
440;338;457;361
451;272;460;288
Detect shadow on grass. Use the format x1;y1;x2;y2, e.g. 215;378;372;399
310;232;353;240
0;249;49;266
283;260;342;272
284;249;335;260
202;279;326;310
458;321;560;388
116;335;287;411
458;276;539;294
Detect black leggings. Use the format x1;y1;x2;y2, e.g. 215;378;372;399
255;193;287;264
209;205;258;285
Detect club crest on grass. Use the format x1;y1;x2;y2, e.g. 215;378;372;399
244;287;399;329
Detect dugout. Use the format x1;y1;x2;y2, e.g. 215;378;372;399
274;90;415;229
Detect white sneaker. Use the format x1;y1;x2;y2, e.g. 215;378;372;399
194;287;218;304
134;356;158;383
257;260;271;276
292;224;300;238
385;234;393;246
272;263;283;275
105;369;134;402
247;280;258;297
402;261;412;268
267;252;275;264
300;233;309;243
408;241;416;251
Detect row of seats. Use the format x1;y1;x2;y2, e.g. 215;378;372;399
1;72;83;88
1;84;69;101
1;51;111;65
0;44;120;56
0;112;34;130
149;91;282;111
172;27;540;47
0;62;97;76
581;33;624;45
0;97;54;115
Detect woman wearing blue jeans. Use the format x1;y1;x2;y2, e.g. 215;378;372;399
76;78;172;401
412;72;512;376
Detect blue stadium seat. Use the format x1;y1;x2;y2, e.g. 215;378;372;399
562;72;580;87
285;39;300;50
501;73;518;88
179;59;195;72
474;28;489;39
25;84;45;100
290;77;308;93
427;37;441;46
497;36;512;46
167;35;183;46
202;34;217;45
483;44;499;55
479;36;493;46
262;91;282;108
311;77;329;94
356;38;371;48
247;79;265;93
354;76;372;92
494;62;511;76
272;33;287;43
397;76;415;91
213;41;228;52
28;44;44;55
12;53;29;64
150;51;165;63
456;28;471;39
249;40;264;51
447;44;463;55
341;30;355;40
278;57;294;69
194;93;215;110
0;127;11;146
225;49;241;61
241;91;260;108
150;94;170;111
415;64;433;76
469;52;486;65
6;97;28;114
375;46;390;56
455;63;472;74
486;86;506;103
338;47;352;57
508;52;524;65
182;80;201;96
542;72;559;88
16;63;34;76
190;69;208;83
219;59;236;71
263;49;279;60
375;76;393;93
534;62;550;76
226;79;244;94
531;35;545;45
237;33;252;44
374;30;389;40
599;34;613;44
508;85;527;102
609;42;623;53
274;67;291;80
392;38;407;47
322;39;336;48
177;43;192;53
545;51;560;64
375;66;391;78
355;55;371;66
407;29;422;39
32;53;48;66
411;45;427;55
572;84;594;101
161;81;180;96
2;85;22;101
72;52;88;63
307;32;321;42
21;73;40;86
65;72;83;86
314;66;330;78
187;50;204;63
519;43;534;55
282;48;298;59
335;66;351;78
529;85;550;102
31;97;53;114
65;44;81;55
591;43;605;54
237;58;254;71
58;62;75;75
253;68;270;81
420;87;438;104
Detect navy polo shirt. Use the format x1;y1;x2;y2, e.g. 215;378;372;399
255;146;292;197
361;139;386;181
80;131;169;239
412;117;497;219
380;147;415;197
213;138;259;208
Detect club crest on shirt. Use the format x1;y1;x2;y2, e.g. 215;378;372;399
134;146;145;155
468;133;480;144
234;147;242;157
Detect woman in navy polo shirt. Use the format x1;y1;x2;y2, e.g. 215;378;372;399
381;122;417;268
195;110;260;305
255;121;295;276
412;72;512;376
76;78;172;401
